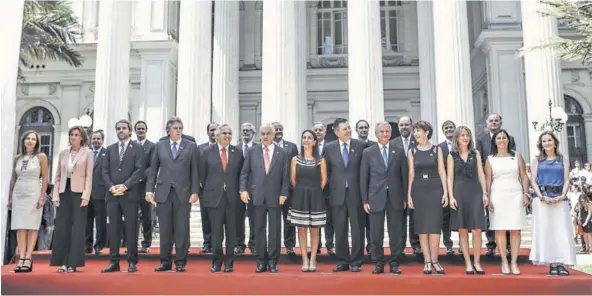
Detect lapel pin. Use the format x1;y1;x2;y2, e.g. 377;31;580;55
392;151;396;154
351;149;355;152
129;144;133;148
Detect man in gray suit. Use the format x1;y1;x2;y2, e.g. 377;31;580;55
134;121;156;253
87;130;107;255
323;118;366;272
361;121;408;274
240;123;290;273
235;122;257;254
196;122;219;253
199;124;244;273
101;120;145;273
313;122;335;256
146;117;200;272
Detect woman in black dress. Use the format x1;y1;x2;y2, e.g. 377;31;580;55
287;130;327;272
407;120;448;275
446;126;488;274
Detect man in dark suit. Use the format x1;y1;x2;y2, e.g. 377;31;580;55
134;121;156;253
313;122;335;256
199;124;244;273
390;116;421;256
101;120;145;273
196;122;219;253
146;117;200;272
240;123;290;273
355;119;375;254
235;122;257;255
323;118;366;272
361;121;408;274
271;121;298;256
475;113;515;257
159;133;196;143
439;120;456;256
87;130;107;255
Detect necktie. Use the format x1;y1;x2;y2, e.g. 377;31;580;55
382;146;388;167
264;147;270;174
342;143;349;167
404;138;409;154
243;144;248;156
93;150;98;166
172;142;178;158
119;143;125;162
221;147;227;172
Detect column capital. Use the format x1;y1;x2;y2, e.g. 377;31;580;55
474;30;523;53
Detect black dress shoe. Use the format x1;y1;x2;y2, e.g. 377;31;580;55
485;248;495;257
154;264;172;272
390;264;402;275
351;266;362;272
268;263;279;273
327;247;336;256
94;248;103;255
224;266;234;273
256;264;267;273
412;247;423;256
333;264;349;272
201;246;212;253
176;264;186;272
286;247;296;256
128;262;137;273
101;263;120;273
139;247;149;253
234;245;246;254
85;248;93;254
446;248;454;256
248;246;256;254
372;264;384;274
211;265;222;273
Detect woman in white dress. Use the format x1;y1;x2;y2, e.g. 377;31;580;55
485;130;530;275
8;130;49;272
529;132;575;275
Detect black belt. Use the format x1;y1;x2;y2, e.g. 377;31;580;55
538;185;562;194
415;173;437;180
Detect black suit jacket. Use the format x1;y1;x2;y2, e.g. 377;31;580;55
277;140;298;190
475;131;517;165
237;141;257;157
102;141;145;201
197;141;216;194
390;136;418;157
91;147;107;200
199;144;244;208
322;138;366;207
159;134;196;143
136;139;156;186
439;140;451;171
360;143;408;212
240;143;290;207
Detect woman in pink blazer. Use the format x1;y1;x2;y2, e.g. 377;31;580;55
50;126;93;273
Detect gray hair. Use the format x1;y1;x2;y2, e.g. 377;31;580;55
214;123;232;138
241;122;256;133
260;123;275;134
312;122;326;129
165;116;183;132
375;121;392;132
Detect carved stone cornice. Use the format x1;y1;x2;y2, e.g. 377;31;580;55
309;54;418;69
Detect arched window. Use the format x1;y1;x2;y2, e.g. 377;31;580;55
565;95;587;166
19;107;56;179
389;121;400;139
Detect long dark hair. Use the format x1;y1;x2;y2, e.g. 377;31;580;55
300;129;320;161
451;126;474;153
19;130;41;156
536;131;561;161
490;129;515;157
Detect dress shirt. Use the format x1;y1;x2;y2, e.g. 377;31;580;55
262;143;275;163
338;139;352;158
218;143;229;163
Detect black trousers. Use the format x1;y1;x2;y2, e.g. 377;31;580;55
236;198;255;248
156;190;191;266
281;193;296;248
318;196;334;249
199;202;212;248
442;205;453;249
209;195;237;267
254;205;282;266
138;199;153;249
370;199;403;265
401;208;420;252
85;198;107;251
106;197;139;264
365;212;371;252
50;183;87;267
332;189;365;267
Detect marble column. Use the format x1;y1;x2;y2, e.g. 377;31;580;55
261;1;307;143
176;0;212;142
0;0;25;265
417;0;438;142
432;0;475;136
93;0;132;145
212;1;240;139
347;0;384;141
521;0;567;159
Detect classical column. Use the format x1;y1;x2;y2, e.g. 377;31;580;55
417;0;438;142
432;0;474;135
93;0;132;145
0;0;25;265
212;1;240;138
261;1;307;143
176;0;212;142
347;0;384;140
521;0;567;159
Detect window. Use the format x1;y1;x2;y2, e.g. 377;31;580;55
567;124;581;149
316;0;348;55
380;0;402;53
19;107;56;180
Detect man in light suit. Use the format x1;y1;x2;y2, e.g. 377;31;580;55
390;116;421;256
199;124;244;273
146;117;200;272
87;130;107;255
134;121;156;253
313;122;335;256
323;118;366;272
356;119;375;254
101;120;145;273
271;121;298;256
196;122;219;253
439;120;456;256
235;122;257;255
361;121;408;274
240;123;290;273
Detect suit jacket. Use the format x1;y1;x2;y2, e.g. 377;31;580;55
159;134;196;143
237;141;257;157
322;138;366;207
239;143;290;207
91;147;107;200
360;143;408;212
391;136;418;157
197;141;216;194
135;139;156;187
102;141;145;201
475;131;516;165
52;147;93;201
277;140;298;190
439;140;451;171
199;144;244;208
146;138;200;202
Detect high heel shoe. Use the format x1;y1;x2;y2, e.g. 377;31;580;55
501;262;510;275
510;263;520;275
21;259;33;273
474;264;485;275
423;262;432;275
14;259;25;273
309;260;317;272
301;259;310;272
432;262;445;275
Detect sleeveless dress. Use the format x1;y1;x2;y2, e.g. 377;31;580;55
488;155;527;230
11;155;43;230
287;156;326;228
581;206;592;233
411;146;444;234
530;157;576;266
450;150;486;231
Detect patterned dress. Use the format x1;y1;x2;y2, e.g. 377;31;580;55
11;155;43;230
288;156;326;228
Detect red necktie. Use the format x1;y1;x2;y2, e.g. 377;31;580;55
221;147;227;172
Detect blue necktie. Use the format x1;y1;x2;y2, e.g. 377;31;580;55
342;143;349;167
93;150;98;167
382;146;388;167
172;142;178;158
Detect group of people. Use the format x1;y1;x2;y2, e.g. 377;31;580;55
6;112;581;276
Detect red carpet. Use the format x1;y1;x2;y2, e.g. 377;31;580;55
2;256;591;295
